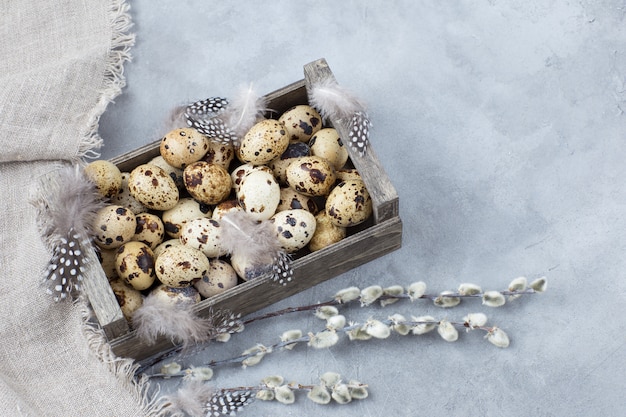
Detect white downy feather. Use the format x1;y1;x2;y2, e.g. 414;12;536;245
132;294;213;346
308;78;366;122
222;83;267;139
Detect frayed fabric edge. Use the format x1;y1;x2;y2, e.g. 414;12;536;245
78;299;172;417
79;0;136;161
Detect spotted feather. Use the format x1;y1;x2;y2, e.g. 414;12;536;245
207;390;254;417
348;111;371;156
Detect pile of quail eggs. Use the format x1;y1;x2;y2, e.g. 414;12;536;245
85;104;373;322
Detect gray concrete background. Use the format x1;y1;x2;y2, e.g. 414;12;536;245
98;1;626;416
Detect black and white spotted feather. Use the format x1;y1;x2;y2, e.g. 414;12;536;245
308;78;371;156
32;164;104;302
207;390;254;417
185;84;267;146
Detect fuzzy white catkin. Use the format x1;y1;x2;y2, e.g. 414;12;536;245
437;320;459;342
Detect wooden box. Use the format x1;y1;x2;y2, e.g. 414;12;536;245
84;58;402;362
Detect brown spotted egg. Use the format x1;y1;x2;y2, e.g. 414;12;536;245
92;205;137;249
161;197;212;238
183;161;232;205
150;284;201;305
308;210;347;252
285;155;336;197
229;252;274;281
268;142;310;185
84;160;122;199
128;164;179;211
270;209;317;253
133;213;165;250
202;141;235;169
237;170;280;221
325;179;373;227
155;245;210;288
238;119;290;165
230;163;273;195
115;241;156;291
212;199;244;220
336;168;362;182
109;279;144;321
276;187;318;214
97;248;119;281
110;172;147;215
278;105;322;143
149;155;185;189
194;259;238;298
153;238;182;259
179;217;226;258
309;128;349;170
160;128;209;169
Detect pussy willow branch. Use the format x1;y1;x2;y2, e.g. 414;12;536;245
145;317;494;380
135;286;538;374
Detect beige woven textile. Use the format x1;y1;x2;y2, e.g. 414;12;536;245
0;1;162;416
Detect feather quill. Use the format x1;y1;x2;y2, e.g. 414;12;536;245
308;78;371;156
132;293;213;346
32;164;104;301
185;84;267;146
220;211;293;285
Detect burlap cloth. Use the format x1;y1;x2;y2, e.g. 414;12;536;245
0;1;165;416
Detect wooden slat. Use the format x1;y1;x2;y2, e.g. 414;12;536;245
81;249;129;339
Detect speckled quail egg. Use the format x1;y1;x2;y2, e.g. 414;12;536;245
238;119;290;165
309;128;349;170
179;217;226;258
150;284;201;305
153;238;182;259
278;105;322;143
149;155;185;189
109;279;143;321
133;213;165;250
270;209;317;253
203;141;235;169
229;252;274;282
161;197;212;239
110;172;147;215
115;241;156;291
237;170;280;221
268;142;310;185
155;245;210;288
230;163;273;195
160;128;209;169
128;163;179;211
212;199;244;220
308;210;347;252
276;187;318;214
84;160;122;199
97;248;119;281
194;259;238;298
285;155;336;197
92;205;137;249
335;168;362;183
183;161;232;205
325;179;373;227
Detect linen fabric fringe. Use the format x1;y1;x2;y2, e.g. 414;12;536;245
0;1;167;415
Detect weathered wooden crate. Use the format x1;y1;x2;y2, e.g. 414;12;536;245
84;58;402;362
